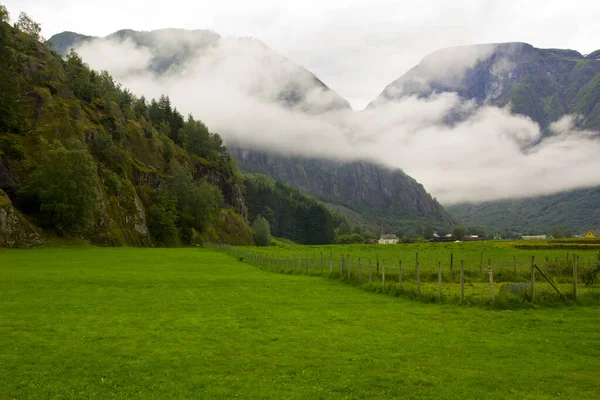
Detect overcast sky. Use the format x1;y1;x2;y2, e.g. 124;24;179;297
5;0;600;109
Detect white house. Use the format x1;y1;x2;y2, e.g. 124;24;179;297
379;234;398;244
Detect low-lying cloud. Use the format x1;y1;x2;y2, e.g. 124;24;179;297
73;34;600;205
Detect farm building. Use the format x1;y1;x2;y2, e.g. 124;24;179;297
585;230;600;238
519;235;553;240
379;234;398;244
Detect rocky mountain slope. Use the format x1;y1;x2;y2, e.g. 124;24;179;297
232;149;451;236
370;42;600;131
1;19;253;246
370;42;600;233
50;28;453;235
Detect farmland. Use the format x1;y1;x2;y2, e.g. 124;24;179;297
229;240;600;306
1;245;600;399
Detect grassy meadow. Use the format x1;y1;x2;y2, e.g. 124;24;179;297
1;245;600;399
232;240;600;306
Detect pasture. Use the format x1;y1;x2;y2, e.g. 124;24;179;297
1;246;600;399
231;240;600;306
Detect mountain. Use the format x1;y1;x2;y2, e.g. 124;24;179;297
232;149;451;237
1;19;254;246
446;187;600;236
49;29;351;113
370;42;600;131
370;42;600;233
50;28;453;235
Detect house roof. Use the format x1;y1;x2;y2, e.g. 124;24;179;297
587;229;600;236
380;234;398;240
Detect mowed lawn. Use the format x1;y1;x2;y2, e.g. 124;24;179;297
1;247;599;399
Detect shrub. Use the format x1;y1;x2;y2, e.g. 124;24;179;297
252;216;271;246
27;140;99;235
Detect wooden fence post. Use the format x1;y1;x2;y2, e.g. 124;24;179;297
382;264;386;290
376;253;380;275
305;253;308;274
320;252;323;275
460;260;465;302
358;258;362;285
438;261;442;301
416;255;421;296
347;255;351;280
573;255;578;301
399;260;403;290
513;256;517;275
450;253;453;273
297;253;301;274
488;260;495;305
531;256;535;302
369;259;372;284
340;254;344;277
329;252;333;274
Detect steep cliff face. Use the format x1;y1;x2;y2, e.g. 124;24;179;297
232;149;452;235
370;42;600;130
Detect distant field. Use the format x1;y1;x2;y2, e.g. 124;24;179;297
231;241;600;306
242;240;600;270
1;246;600;398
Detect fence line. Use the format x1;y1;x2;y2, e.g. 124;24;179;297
205;244;600;308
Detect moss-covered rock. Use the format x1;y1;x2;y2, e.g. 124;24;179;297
198;208;254;246
0;189;43;247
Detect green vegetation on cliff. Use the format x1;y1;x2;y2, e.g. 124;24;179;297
243;174;350;245
0;11;251;246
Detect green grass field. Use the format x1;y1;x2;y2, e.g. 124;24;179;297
231;241;600;306
2;246;600;399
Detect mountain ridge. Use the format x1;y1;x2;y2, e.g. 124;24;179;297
369;41;600;233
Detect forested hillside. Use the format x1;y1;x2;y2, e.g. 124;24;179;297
447;187;600;237
0;9;253;246
233;149;453;237
50;27;455;237
243;174;351;245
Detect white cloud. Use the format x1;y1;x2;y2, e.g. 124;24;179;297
71;34;600;205
5;0;600;109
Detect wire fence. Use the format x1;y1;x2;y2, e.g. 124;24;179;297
206;244;600;308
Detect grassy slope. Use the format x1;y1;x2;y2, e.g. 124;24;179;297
1;247;599;399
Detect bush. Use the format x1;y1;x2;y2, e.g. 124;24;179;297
252;216;271;246
27;140;99;235
581;252;600;286
336;234;365;244
147;192;179;246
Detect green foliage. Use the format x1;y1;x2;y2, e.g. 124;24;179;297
15;12;41;41
581;252;600;286
0;4;9;23
0;10;251;246
447;187;600;236
336;233;365;244
252;216;271;246
163;161;223;236
243;174;341;244
422;225;434;239
452;226;465;240
147;191;179;246
26;140;99;234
